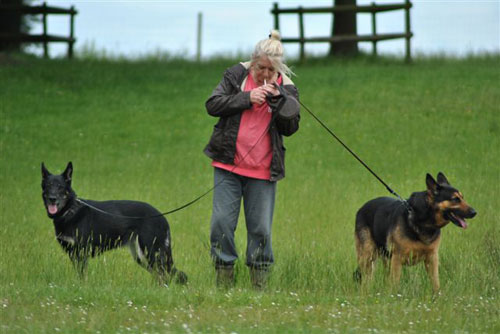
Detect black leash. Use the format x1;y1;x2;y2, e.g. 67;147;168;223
298;99;408;205
75;187;213;219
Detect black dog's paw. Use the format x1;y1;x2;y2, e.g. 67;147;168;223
170;267;188;285
176;271;188;285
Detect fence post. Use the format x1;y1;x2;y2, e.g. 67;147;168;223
405;0;412;63
42;1;48;58
298;6;304;62
371;2;377;56
196;12;202;61
273;2;280;31
69;5;75;58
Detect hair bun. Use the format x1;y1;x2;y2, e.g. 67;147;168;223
269;30;281;41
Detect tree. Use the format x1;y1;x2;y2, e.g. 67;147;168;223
0;0;33;52
329;0;358;56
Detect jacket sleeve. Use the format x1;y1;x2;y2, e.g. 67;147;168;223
274;85;300;137
205;69;252;118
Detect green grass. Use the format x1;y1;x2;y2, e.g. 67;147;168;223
1;54;499;333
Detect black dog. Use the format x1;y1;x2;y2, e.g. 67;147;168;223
41;162;187;285
354;172;476;292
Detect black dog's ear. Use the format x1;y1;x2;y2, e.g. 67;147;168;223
426;173;440;196
41;162;51;179
436;172;450;186
63;162;73;185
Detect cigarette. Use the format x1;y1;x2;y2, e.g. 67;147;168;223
264;79;267;86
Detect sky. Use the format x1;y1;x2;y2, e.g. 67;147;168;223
28;0;500;59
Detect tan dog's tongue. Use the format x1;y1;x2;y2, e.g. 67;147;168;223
458;217;468;229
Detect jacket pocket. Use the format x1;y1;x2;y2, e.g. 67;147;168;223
209;125;224;151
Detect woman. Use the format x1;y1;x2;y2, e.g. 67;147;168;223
204;30;300;288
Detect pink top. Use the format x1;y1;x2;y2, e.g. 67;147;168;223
212;73;282;180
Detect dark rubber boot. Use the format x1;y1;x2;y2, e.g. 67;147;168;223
216;266;234;288
250;267;269;290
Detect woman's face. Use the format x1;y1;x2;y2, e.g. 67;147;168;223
251;56;277;86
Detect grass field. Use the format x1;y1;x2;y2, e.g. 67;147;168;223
1;54;499;333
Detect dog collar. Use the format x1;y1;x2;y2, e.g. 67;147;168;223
59;198;84;221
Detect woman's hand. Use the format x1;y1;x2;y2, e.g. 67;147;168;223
250;84;280;105
250;87;268;105
262;83;279;97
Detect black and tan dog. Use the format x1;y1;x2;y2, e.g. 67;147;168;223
41;162;186;285
354;172;476;292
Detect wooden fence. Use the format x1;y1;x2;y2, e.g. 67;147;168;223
0;2;77;58
271;0;413;62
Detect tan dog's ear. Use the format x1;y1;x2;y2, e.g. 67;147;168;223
436;172;450;186
426;173;440;197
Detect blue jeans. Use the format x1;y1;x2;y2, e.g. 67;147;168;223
210;167;276;268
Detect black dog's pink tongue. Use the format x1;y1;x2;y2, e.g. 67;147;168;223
48;205;58;215
458;217;468;229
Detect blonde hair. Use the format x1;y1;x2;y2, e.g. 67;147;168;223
251;30;294;77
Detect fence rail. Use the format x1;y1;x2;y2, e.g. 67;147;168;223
271;1;413;62
272;3;410;14
0;2;77;58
